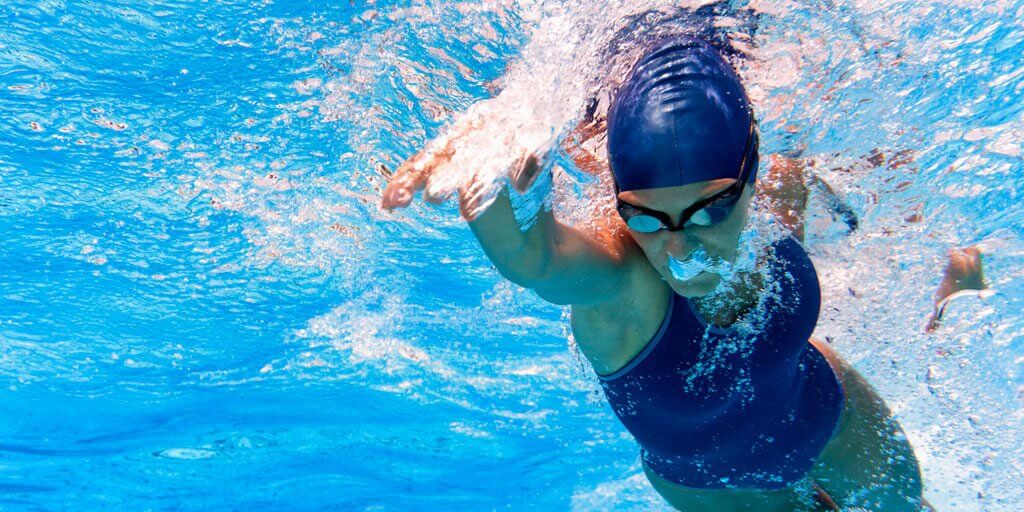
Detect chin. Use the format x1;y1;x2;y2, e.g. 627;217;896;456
670;272;722;298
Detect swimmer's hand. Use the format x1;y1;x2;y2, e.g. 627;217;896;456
380;119;547;220
378;116;463;211
380;102;632;313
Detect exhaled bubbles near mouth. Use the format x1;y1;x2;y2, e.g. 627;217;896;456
667;230;760;284
668;246;726;282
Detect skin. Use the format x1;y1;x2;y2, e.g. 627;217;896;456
926;247;986;332
380;117;928;510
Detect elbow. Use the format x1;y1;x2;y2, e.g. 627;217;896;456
481;228;555;289
492;249;553;290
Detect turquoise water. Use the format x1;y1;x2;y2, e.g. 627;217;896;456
1;1;1022;510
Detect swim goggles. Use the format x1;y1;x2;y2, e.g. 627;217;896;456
615;122;759;233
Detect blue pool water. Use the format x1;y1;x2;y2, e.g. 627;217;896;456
1;1;1022;510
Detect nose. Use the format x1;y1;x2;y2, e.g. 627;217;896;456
664;231;698;260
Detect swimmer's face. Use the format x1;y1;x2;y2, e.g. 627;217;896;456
618;179;753;297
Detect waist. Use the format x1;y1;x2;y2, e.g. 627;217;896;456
601;344;845;489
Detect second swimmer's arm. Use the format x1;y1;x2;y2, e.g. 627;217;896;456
468;187;632;306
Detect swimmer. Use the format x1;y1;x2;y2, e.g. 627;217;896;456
382;35;928;511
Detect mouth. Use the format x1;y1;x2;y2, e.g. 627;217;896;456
667;254;705;282
666;235;761;289
667;246;727;282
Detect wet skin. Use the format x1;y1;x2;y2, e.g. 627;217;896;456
926;246;987;332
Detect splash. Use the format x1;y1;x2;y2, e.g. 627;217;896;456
2;0;1017;509
409;0;757;218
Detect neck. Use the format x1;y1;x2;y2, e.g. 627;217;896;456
692;270;764;328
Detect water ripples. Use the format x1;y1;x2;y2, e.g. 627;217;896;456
1;0;1022;510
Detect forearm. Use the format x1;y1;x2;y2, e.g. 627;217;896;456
763;155;809;242
468;186;554;287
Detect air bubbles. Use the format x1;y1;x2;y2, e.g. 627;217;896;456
153;448;217;460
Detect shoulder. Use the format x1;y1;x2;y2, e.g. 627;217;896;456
771;236;820;290
569;250;671;376
766;236;821;336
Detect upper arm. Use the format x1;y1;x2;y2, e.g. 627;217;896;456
468;183;640;307
523;213;639;306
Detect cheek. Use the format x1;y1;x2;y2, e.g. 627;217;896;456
632;234;668;267
697;210;748;256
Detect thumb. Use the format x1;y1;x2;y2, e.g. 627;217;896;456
511;150;545;193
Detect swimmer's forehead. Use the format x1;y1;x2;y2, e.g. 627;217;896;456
618;178;736;210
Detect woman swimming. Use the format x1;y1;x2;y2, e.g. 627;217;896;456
381;34;927;511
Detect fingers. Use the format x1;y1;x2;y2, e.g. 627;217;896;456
381;140;457;209
422;169;457;205
458;170;499;221
381;102;506;211
383;101;549;213
510;152;536;193
511;148;549;193
381;175;422;210
381;149;431;210
458;172;485;221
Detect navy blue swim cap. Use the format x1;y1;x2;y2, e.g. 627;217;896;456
607;36;757;191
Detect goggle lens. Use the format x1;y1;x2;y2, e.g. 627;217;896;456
688;208;713;227
626;215;665;233
689;205;733;227
621;203;735;233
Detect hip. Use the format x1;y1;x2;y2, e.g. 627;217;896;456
643;340;924;511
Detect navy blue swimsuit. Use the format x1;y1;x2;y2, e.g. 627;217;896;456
598;237;844;489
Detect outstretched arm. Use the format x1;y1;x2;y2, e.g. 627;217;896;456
382;122;635;307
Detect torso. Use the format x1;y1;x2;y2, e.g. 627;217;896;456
569;246;670;376
570;237;844;490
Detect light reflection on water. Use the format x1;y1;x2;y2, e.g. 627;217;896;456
0;0;1021;510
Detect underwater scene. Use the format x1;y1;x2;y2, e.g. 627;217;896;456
1;0;1022;510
